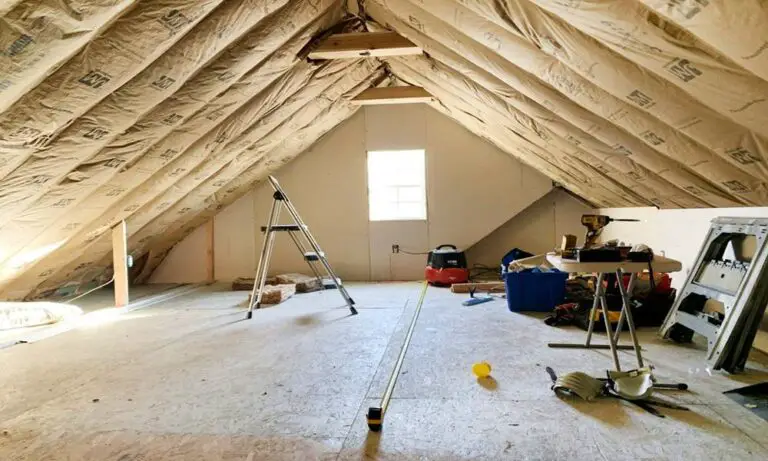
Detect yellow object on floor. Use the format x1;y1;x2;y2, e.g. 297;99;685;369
592;310;622;323
472;361;492;378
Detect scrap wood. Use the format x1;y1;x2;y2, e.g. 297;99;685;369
275;273;321;293
246;284;296;305
231;276;277;291
450;282;505;294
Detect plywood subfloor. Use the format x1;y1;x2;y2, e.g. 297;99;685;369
1;282;768;460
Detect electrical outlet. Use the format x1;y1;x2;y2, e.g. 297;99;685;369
392;244;400;254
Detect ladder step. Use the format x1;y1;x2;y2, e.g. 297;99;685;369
261;224;304;232
323;277;341;289
304;251;325;261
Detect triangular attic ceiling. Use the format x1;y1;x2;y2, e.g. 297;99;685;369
1;0;768;300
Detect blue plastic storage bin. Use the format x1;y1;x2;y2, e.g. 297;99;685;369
503;269;568;312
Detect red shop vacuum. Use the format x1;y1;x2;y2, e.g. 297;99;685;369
425;244;470;286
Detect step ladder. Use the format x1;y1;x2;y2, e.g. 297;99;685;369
247;176;357;319
659;217;768;372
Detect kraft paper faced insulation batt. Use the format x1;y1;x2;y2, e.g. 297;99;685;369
1;0;768;299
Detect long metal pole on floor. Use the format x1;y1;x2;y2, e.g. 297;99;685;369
367;281;429;432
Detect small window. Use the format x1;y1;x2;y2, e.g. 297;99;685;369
367;149;427;221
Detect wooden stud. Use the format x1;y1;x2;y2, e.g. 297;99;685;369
308;31;422;60
450;282;506;294
206;219;215;283
112;220;129;307
351;86;434;106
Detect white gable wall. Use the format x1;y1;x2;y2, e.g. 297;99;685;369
466;189;594;267
153;104;567;282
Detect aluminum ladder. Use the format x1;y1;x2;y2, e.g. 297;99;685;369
247;176;357;319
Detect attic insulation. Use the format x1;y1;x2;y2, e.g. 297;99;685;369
1;0;768;300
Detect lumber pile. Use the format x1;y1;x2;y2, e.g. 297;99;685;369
232;273;320;306
231;277;277;291
247;284;296;305
450;281;505;294
275;273;321;292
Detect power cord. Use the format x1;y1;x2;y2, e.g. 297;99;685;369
399;249;430;255
470;263;501;281
64;275;115;304
392;244;430;255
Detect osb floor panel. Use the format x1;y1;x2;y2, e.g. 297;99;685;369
1;282;768;460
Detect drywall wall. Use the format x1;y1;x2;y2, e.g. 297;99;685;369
152;103;569;282
211;193;257;282
466;189;593;267
148;224;210;284
247;106;373;281
423;107;555;250
369;220;429;281
365;103;430;281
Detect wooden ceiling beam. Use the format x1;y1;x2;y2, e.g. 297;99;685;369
350;86;434;105
308;31;422;59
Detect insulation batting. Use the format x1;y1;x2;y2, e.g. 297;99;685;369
0;0;340;288
2;0;768;299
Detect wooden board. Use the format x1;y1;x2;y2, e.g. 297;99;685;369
350;86;434;105
111;221;129;307
450;282;505;294
308;31;421;59
205;220;215;282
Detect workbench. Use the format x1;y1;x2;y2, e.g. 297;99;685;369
546;253;682;371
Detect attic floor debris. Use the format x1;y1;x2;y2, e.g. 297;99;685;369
2;283;768;460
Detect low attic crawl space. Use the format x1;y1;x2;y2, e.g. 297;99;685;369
1;0;768;301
